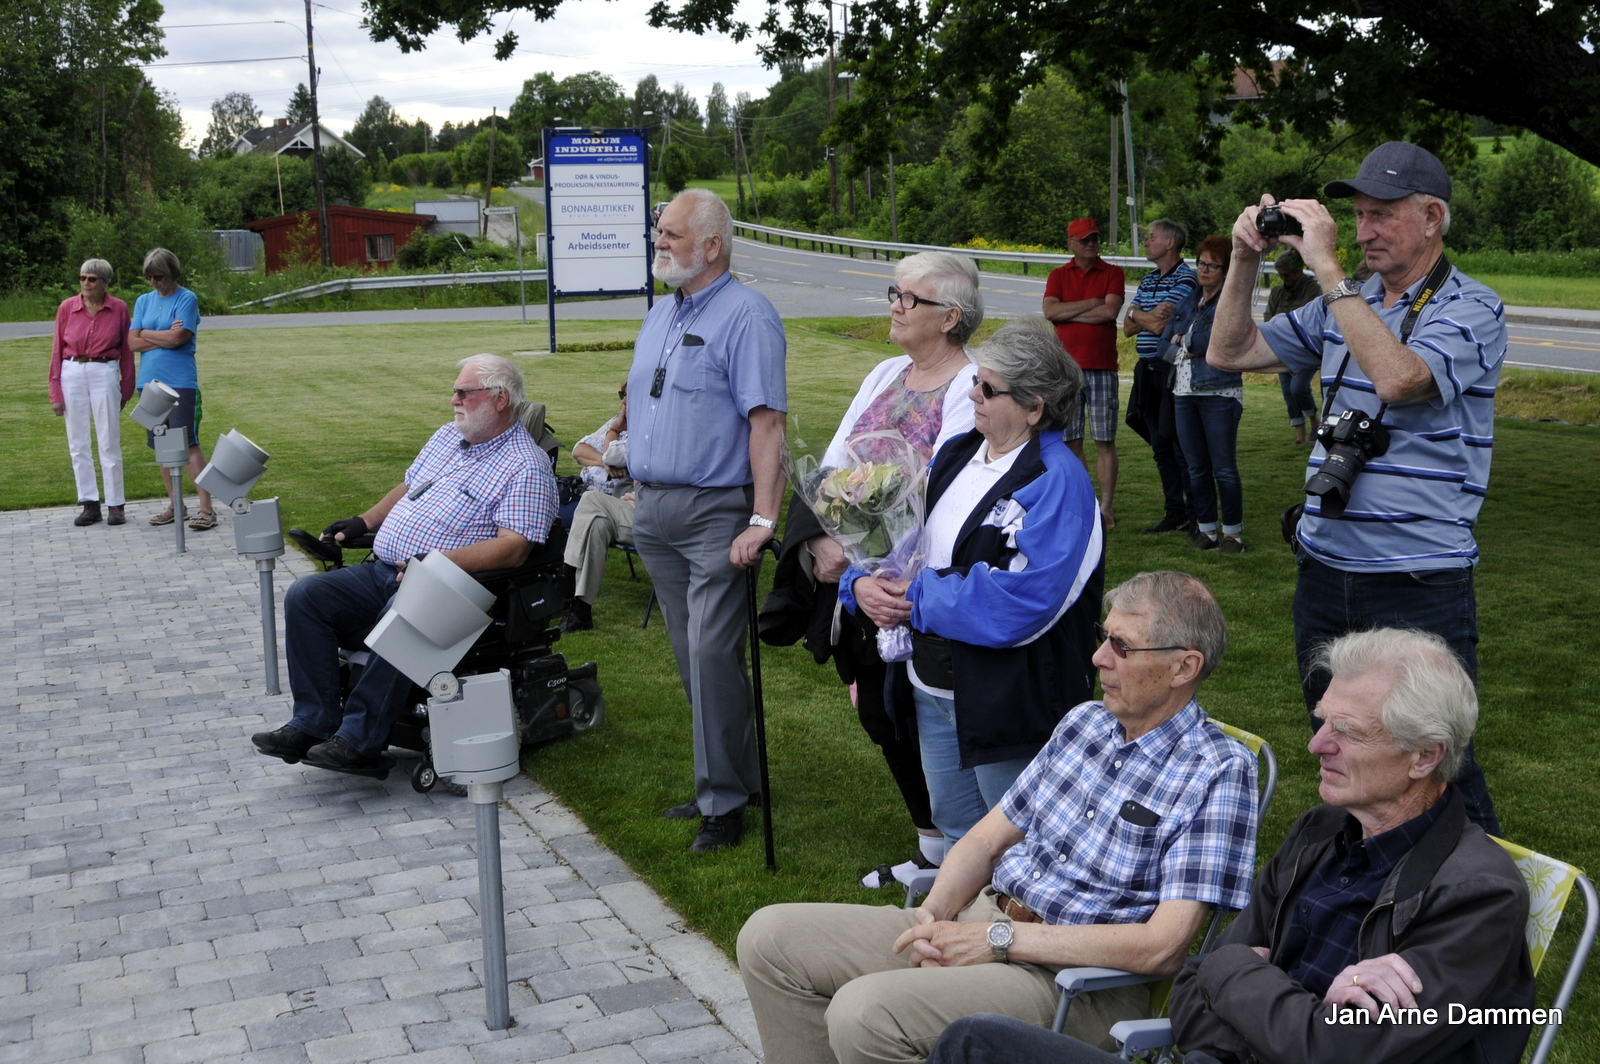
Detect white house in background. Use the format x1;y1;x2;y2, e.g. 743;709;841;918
229;118;364;160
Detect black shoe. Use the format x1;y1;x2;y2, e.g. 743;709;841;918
1141;513;1189;534
559;600;594;633
252;724;321;764
663;798;701;820
690;809;745;852
664;790;761;820
73;502;102;527
106;505;125;526
302;736;395;778
1188;529;1218;550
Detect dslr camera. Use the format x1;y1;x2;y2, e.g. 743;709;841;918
1255;205;1303;238
1304;408;1389;518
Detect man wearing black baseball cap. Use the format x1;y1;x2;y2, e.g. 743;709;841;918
1205;141;1504;834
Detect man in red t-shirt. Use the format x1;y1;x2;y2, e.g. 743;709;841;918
1044;217;1126;527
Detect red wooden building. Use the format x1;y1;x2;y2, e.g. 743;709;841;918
243;205;436;273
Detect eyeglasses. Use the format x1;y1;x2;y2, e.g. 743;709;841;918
617;389;627;400
1074;234;1102;244
1196;261;1225;272
1095;621;1188;658
888;286;950;311
452;387;491;401
79;275;104;283
145;274;166;282
978;380;1013;401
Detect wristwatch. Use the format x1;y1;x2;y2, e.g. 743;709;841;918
986;919;1014;963
748;514;776;531
1322;277;1363;306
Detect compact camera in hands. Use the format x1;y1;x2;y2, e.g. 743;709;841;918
1255;205;1304;239
1304;408;1390;518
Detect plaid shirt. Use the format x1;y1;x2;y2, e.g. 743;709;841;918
371;421;556;564
994;699;1258;925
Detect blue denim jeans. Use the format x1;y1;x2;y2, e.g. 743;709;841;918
1293;552;1500;835
913;688;1031;848
1172;394;1243;534
285;561;416;756
1278;367;1317;426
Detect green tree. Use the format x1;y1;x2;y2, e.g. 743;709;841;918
508;71;629;162
285;83;314;126
1479;135;1600;251
199;92;262;157
451;127;523;187
0;0;168;285
348;96;406;174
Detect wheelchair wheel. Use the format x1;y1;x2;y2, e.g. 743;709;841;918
410;759;438;794
567;678;605;733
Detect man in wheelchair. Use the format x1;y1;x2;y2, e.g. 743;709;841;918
252;354;558;778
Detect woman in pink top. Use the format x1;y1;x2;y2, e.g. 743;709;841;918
49;259;135;526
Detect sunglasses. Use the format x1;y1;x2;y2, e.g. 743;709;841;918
145;274;167;282
978;380;1013;401
618;389;627;400
1095;621;1188;658
1075;234;1102;244
888;286;950;311
79;275;104;283
452;386;491;400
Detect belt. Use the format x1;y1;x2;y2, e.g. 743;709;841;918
996;893;1045;924
68;355;119;364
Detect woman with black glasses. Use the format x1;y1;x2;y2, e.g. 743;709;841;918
847;318;1105;851
775;251;982;888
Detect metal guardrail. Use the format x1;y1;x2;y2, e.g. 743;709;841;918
234;268;549;309
732;220;1283;275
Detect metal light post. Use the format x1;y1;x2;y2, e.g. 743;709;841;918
196;430;285;694
484;205;525;323
129;382;188;554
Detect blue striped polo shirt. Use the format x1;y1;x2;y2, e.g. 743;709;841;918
1259;267;1505;572
1131;261;1199;359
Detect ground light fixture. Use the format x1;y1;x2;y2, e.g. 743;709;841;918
364;550;521;1030
196;430;286;694
129;381;188;554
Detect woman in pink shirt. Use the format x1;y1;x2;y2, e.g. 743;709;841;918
49;259;135;526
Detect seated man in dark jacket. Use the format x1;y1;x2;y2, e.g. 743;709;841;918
739;572;1260;1064
927;627;1535;1064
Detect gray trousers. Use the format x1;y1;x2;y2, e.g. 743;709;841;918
563;490;634;604
737;890;1149;1064
633;483;759;816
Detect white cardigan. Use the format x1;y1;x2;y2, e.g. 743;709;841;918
821;351;978;468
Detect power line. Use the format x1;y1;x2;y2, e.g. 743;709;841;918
161;21;292;29
145;55;305;67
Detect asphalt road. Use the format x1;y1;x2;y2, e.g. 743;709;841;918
3;236;1596;373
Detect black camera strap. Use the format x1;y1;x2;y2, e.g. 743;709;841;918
1318;253;1452;424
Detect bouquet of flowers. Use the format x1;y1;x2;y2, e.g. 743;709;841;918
787;421;928;661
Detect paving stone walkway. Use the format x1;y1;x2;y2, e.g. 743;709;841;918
0;502;761;1064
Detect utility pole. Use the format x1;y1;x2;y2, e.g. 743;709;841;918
886;149;898;242
303;0;332;267
736;120;761;221
1120;81;1139;252
845;4;854;218
484;107;498;236
1108;114;1119;253
826;0;838;216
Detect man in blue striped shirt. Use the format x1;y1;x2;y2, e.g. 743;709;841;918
1208;141;1502;833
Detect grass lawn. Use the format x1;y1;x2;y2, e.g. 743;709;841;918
1476;274;1600;311
1;320;1595;1061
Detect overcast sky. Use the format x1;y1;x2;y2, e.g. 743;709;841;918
149;0;781;146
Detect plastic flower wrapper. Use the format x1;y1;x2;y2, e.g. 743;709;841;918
786;418;927;661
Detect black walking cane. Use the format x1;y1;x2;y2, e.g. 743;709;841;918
745;539;781;872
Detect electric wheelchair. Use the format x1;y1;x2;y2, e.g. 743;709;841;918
286;521;603;793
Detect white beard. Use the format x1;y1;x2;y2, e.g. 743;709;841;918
654;244;706;288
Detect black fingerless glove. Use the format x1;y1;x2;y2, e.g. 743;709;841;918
322;515;369;543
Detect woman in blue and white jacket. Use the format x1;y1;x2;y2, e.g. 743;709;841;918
846;319;1106;847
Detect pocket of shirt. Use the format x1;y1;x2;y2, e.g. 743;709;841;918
670;349;712;394
435;489;492;530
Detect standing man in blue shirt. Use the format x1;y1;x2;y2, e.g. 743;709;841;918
627;188;788;853
128;248;217;531
1122;221;1199;535
1208;142;1503;833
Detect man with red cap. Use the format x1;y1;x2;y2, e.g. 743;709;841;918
1043;217;1126;527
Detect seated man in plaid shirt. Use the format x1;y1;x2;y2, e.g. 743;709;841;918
253;354;557;778
738;571;1259;1064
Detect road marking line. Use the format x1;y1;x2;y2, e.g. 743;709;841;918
760;257;809;267
842;269;895;279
